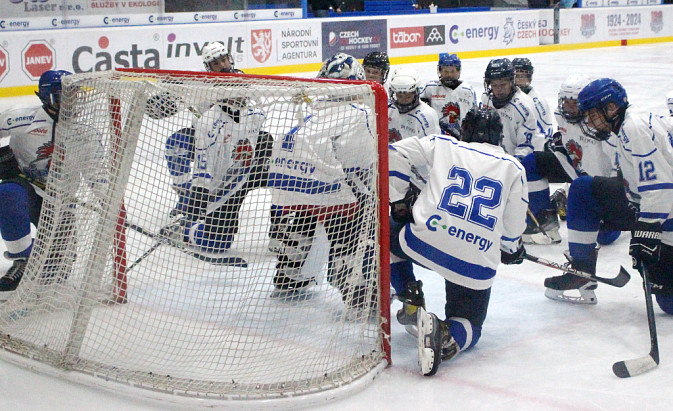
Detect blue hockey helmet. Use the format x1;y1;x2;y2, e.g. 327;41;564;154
577;78;628;140
318;53;366;80
36;70;72;110
460;106;503;146
438;53;461;70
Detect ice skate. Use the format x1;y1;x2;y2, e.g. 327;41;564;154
396;280;425;336
417;307;459;376
522;209;561;245
544;261;597;304
0;253;27;301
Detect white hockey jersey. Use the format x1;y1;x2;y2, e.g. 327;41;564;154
421;80;477;137
614;109;673;245
482;89;545;158
388;101;440;142
268;100;376;207
0;105;55;196
389;135;528;290
192;104;266;212
554;111;617;178
526;87;554;139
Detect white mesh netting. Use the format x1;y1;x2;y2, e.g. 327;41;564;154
0;70;390;403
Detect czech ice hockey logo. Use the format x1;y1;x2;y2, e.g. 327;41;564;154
251;29;272;63
502;18;515;45
442;102;460;124
389;128;403;143
565;139;583;169
581;14;596;38
233;140;254;167
651;11;663;33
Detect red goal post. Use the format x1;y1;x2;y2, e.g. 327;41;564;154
0;68;391;406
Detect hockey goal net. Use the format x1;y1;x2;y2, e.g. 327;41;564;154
0;69;390;404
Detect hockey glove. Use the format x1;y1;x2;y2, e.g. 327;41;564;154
629;221;662;269
543;131;565;154
501;245;526;265
391;186;420;224
184;186;211;220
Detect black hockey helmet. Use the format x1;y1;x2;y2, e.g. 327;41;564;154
362;51;390;83
460;106;503;146
512;57;534;93
484;58;516;108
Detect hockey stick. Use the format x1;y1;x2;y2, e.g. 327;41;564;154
124;221;248;267
612;264;659;378
526;208;554;244
523;253;630;287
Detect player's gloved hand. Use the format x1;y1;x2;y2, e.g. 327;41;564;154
184;186;211;220
629;220;662;269
390;186;420;224
501;245;526;265
543;131;565;154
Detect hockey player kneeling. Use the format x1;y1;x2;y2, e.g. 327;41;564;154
388;107;528;376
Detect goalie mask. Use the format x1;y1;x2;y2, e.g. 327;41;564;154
437;53;462;89
558;74;592;124
36;70;72;116
484;58;516;109
389;67;422;114
459;106;503;146
512;57;534;94
318;53;366;80
202;42;236;73
578;78;628;141
362;51;390;84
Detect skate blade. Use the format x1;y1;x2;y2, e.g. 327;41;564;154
544;287;597;305
417;307;437;376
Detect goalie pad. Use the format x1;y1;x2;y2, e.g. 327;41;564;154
274;212;318;285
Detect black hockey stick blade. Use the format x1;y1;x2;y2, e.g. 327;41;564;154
524;254;630;287
125;221;248;267
612;265;659;378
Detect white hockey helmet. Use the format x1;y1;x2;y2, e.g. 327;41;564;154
666;90;673;116
317;53;366;80
202;42;234;72
558;73;592;123
389;67;422;113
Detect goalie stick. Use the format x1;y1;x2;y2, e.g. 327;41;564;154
523;253;630;287
612;264;659;378
125;221;248;267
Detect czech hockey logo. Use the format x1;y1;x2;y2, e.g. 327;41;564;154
502;18;515;45
389;128;403;143
251;29;272;63
565;139;583;169
651;11;663;33
581;14;596;38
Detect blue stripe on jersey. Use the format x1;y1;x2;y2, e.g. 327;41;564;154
661;219;673;231
501;235;521;242
389;170;410;182
403;226;496;281
193;173;212;179
632;148;657;158
639;183;673;192
268;172;341;194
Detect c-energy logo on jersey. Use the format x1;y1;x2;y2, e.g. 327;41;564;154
390;25;445;48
